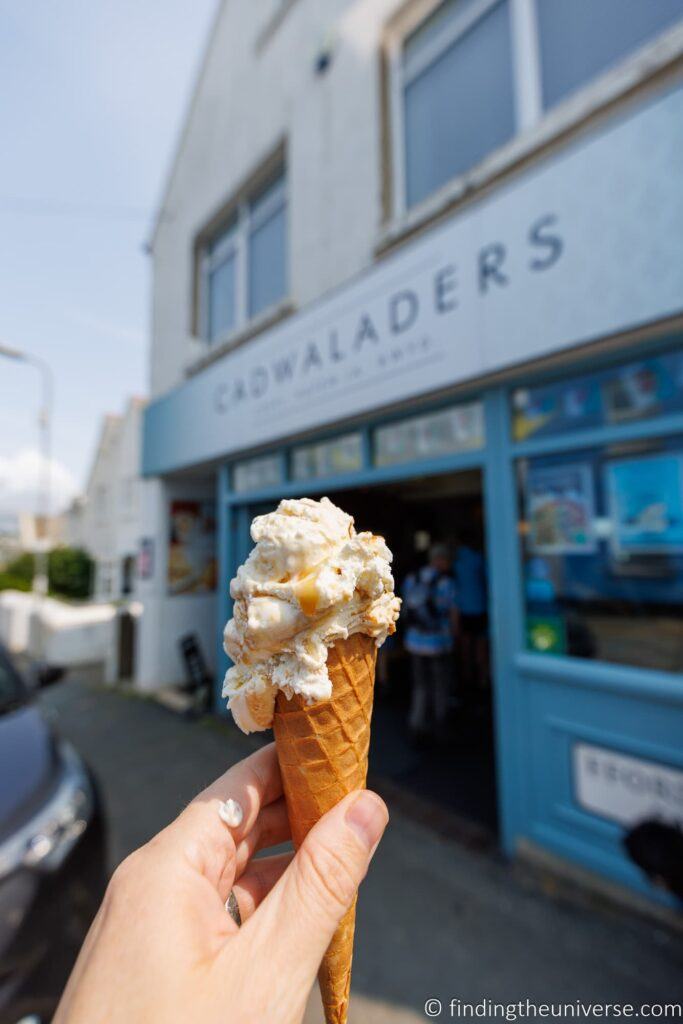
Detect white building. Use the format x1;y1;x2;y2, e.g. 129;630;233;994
140;0;683;911
80;398;146;600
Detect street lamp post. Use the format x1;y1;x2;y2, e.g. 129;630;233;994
0;343;54;595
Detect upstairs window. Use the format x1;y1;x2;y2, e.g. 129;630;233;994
395;0;683;212
248;174;287;319
537;0;683;110
205;219;238;342
201;166;287;345
400;0;514;209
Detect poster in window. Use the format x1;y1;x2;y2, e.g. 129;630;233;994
168;501;217;595
526;463;596;554
601;360;667;424
606;454;683;555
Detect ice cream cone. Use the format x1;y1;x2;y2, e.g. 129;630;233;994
273;632;377;1024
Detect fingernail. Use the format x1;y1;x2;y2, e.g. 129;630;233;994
345;791;388;851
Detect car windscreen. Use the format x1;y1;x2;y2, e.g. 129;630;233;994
0;649;26;712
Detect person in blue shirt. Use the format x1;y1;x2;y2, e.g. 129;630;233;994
453;531;489;699
401;543;459;744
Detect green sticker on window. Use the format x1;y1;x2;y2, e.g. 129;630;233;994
527;615;566;655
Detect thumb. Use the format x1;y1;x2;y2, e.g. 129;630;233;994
254;790;388;983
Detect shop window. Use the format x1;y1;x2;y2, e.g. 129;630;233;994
201;167;287;345
291;434;363;481
374;402;484;468
517;438;683;673
232;454;282;494
536;0;683;111
401;0;514;209
511;351;683;443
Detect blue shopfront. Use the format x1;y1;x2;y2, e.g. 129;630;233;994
143;86;683;910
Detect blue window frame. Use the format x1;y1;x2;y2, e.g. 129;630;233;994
518;438;683;672
511;345;683;674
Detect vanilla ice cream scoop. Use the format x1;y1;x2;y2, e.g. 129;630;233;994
222;496;400;732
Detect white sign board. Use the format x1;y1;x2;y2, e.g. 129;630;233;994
573;743;683;828
144;86;683;475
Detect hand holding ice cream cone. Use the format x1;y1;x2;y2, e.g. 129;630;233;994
223;496;400;1023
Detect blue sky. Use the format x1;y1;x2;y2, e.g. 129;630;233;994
0;0;217;516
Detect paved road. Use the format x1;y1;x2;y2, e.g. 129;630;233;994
41;675;683;1023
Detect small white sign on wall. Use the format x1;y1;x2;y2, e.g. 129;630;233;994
573;743;683;829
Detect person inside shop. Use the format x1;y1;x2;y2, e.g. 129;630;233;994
401;542;459;747
453;527;489;703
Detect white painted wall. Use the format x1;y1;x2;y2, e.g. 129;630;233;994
80;398;147;601
0;590;116;666
135;476;217;690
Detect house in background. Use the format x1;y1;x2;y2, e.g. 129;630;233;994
17;511;67;551
63;496;86;549
78;397;147;601
0;513;21;568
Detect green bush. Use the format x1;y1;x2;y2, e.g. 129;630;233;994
1;552;34;588
0;572;32;592
0;547;94;599
48;547;93;600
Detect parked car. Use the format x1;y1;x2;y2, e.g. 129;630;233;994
0;644;107;1024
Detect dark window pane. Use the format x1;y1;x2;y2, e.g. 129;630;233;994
404;0;515;207
248;203;287;318
404;0;479;70
537;0;683;109
518;439;683;673
208;254;236;342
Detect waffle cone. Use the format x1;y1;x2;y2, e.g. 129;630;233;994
273;632;377;1024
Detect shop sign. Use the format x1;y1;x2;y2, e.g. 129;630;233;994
573;743;683;828
144;87;683;476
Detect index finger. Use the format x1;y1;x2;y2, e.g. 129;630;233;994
158;743;283;889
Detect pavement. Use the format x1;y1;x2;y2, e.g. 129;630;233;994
40;673;683;1023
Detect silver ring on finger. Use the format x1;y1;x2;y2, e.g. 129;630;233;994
225;889;242;927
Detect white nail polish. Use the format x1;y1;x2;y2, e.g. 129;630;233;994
218;798;244;828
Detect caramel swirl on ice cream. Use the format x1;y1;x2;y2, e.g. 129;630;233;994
222;496;400;733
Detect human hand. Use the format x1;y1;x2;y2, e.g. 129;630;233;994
54;743;388;1024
